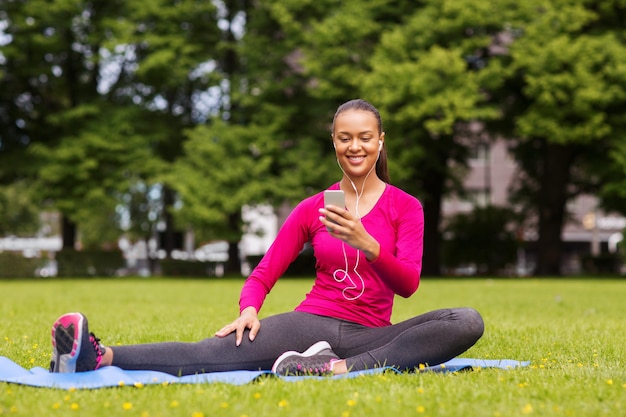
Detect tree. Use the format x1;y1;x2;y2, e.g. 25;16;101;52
169;119;285;273
494;0;626;275
0;0;130;248
442;206;519;275
0;181;41;236
112;0;222;257
360;0;513;275
29;104;159;248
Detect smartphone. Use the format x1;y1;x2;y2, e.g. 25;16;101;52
323;190;345;231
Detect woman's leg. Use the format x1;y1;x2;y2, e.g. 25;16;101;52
338;308;484;372
110;311;345;375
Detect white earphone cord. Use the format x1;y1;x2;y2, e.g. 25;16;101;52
332;146;381;300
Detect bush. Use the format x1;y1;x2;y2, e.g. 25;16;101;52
581;253;622;274
56;249;125;277
0;252;44;278
159;259;221;277
442;206;520;275
246;248;316;277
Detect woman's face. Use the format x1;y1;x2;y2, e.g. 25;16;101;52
332;109;384;179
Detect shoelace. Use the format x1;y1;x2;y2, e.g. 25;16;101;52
89;333;105;368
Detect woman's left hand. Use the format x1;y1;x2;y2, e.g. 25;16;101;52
319;206;380;261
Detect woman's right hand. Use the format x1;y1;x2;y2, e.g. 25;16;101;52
214;306;260;346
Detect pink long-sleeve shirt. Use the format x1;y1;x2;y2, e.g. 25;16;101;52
239;183;424;328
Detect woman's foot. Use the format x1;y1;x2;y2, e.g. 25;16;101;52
49;312;107;373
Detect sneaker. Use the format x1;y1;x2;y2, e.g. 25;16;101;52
271;341;340;376
49;312;106;373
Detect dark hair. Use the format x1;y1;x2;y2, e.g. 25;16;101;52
332;99;391;183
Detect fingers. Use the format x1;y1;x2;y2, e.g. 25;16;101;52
248;320;261;342
215;324;234;338
216;320;259;346
321;206;348;223
235;323;244;346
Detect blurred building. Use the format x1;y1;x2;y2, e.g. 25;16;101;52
442;139;625;275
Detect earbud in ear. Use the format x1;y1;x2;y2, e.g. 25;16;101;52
378;140;383;151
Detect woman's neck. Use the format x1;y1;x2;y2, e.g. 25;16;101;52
340;175;384;198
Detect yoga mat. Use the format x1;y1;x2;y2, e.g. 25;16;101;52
0;356;529;390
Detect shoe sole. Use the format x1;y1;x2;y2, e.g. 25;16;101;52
50;313;84;373
271;341;332;373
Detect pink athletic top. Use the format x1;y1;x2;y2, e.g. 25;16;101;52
239;183;424;327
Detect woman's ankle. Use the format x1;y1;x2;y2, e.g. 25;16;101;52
331;359;348;375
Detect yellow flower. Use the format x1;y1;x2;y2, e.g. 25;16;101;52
52;402;61;409
170;400;180;408
341;411;350;417
253;393;262;399
122;402;132;410
522;404;533;414
134;382;144;388
192;413;204;417
70;403;79;410
416;387;424;394
347;399;356;407
278;399;289;408
416;405;425;413
220;402;229;409
606;379;613;385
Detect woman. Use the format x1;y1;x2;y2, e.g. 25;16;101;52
50;99;484;376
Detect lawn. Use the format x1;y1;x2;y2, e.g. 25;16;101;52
0;277;624;417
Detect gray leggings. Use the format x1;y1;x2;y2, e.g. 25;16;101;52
111;308;484;376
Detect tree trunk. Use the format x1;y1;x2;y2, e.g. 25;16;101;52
225;212;242;275
61;215;77;250
162;186;177;258
421;183;444;277
535;143;576;276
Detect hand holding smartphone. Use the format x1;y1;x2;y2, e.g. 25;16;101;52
323;190;345;232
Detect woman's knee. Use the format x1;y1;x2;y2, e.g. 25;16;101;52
455;307;484;341
453;307;485;342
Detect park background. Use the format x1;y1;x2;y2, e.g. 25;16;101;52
1;2;625;416
1;0;626;278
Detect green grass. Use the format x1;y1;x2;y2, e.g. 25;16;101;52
0;277;624;417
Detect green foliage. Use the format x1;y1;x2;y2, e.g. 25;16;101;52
442;206;520;275
168;119;280;241
2;0;626;277
0;181;41;237
0;252;43;278
55;249;125;277
159;259;221;277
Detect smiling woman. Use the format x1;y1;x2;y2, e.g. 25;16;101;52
45;99;483;378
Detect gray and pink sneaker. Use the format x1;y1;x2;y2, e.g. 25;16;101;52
49;312;106;373
272;341;340;376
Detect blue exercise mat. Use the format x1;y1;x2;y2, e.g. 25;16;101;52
0;356;529;390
